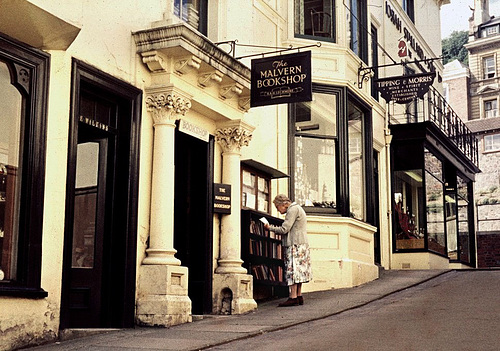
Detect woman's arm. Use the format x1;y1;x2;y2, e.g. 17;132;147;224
266;206;299;235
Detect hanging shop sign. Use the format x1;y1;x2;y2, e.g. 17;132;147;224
250;51;312;107
376;72;436;104
179;119;209;142
214;183;231;214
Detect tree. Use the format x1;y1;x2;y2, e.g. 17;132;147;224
442;30;469;65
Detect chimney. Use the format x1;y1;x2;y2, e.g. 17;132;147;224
474;0;490;26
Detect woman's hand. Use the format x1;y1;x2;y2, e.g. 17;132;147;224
264;223;270;230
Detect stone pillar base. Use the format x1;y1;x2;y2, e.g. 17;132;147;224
136;265;192;327
213;273;257;315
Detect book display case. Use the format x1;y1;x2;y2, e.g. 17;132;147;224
241;209;288;300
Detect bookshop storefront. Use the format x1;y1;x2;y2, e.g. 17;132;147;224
240;82;381;297
390;122;479;268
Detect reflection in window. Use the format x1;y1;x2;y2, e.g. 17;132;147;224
426;169;445;255
445;192;458;260
294;93;337;210
294;0;335;40
71;142;99;269
394;170;425;250
457;176;470;263
0;61;23;281
348;101;364;220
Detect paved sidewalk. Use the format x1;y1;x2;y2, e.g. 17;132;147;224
24;270;450;351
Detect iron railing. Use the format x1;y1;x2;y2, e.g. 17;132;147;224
389;86;479;168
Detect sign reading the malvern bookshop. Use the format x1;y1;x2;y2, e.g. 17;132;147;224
251;51;312;107
376;72;435;104
213;183;231;214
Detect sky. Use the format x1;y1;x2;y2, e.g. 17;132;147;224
441;0;500;38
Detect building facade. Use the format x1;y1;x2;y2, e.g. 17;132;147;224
0;0;478;349
463;0;500;267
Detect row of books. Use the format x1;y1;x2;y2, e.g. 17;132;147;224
249;238;283;259
251;264;284;282
249;219;282;240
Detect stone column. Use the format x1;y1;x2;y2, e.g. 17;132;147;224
136;86;192;327
213;120;257;314
143;88;191;265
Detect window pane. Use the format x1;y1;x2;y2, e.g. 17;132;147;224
457;176;470;263
445;193;458;259
394;170;425;250
174;0;202;31
424;148;442;180
0;61;23;282
294;93;337;137
295;136;337;208
426;171;446;255
483;56;495;79
295;0;334;40
71;142;100;268
348;102;364;220
484;134;500;152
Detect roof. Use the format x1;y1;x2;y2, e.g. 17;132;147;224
466;117;500;134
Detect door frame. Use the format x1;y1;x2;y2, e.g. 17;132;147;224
60;59;142;328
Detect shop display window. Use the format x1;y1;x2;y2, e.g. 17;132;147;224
394;170;425;250
0;35;48;297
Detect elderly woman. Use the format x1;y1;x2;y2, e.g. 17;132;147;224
264;194;312;307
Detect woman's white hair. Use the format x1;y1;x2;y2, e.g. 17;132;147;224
273;194;291;206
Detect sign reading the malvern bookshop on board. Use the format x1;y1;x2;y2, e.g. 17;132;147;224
251;51;312;107
213;183;231;214
376;72;435;104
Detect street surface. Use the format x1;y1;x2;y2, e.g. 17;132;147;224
207;270;500;351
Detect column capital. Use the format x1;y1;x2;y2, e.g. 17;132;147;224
215;120;255;153
145;86;192;126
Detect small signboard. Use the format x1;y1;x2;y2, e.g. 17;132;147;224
251;51;312;108
376;72;435;104
214;183;231;214
179;119;209;142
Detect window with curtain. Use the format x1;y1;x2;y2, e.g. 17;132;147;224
402;0;415;22
484;99;498;118
174;0;207;35
294;0;335;41
483;56;496;79
348;0;368;62
0;34;49;297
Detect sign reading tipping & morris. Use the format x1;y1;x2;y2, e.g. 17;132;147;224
376;72;436;104
251;51;312;107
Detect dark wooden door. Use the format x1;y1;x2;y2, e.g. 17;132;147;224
66;130;110;327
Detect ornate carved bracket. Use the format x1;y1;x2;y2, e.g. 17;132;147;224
238;96;251;112
215;120;255;153
174;56;201;75
198;70;223;88
219;83;243;100
141;51;167;72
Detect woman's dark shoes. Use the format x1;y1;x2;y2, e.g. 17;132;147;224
278;298;299;307
297;296;304;305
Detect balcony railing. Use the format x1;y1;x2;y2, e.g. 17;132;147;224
389;87;479;168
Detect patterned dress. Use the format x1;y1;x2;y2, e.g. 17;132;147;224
285;244;312;285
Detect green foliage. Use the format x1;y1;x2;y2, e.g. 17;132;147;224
442;30;469;65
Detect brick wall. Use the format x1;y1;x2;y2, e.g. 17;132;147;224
477;231;500;267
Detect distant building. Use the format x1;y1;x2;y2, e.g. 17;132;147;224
464;0;500;267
